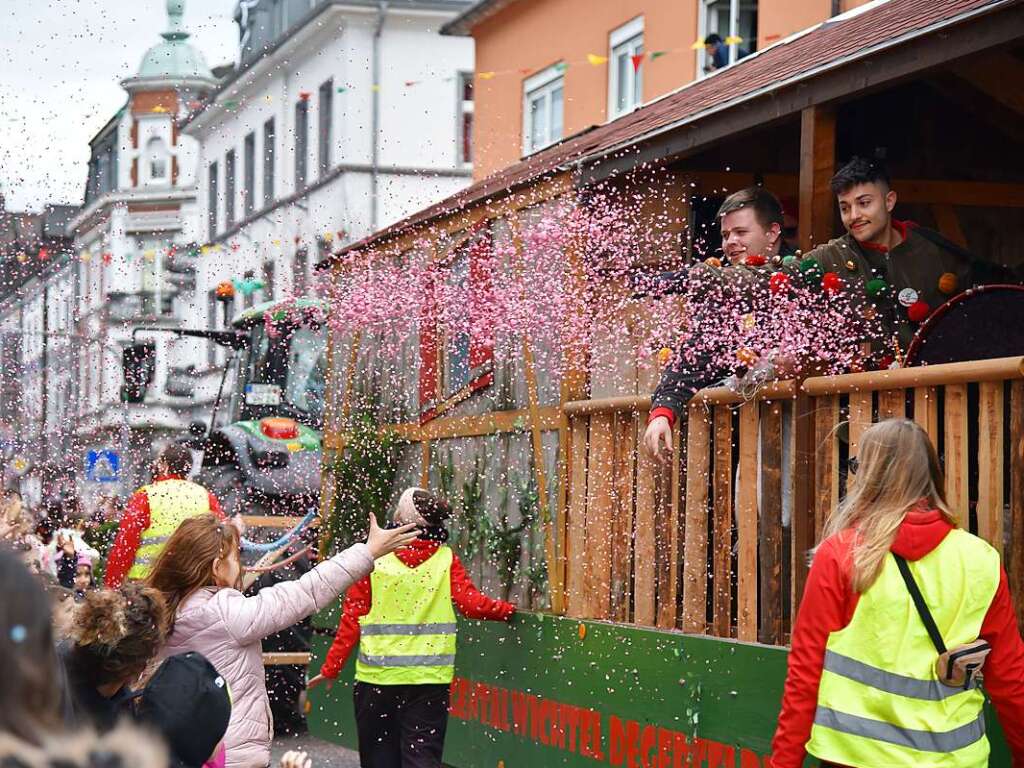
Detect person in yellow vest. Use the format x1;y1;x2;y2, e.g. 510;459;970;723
105;444;226;587
770;419;1024;767
308;488;516;768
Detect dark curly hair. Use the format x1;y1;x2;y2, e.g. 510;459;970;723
68;584;171;689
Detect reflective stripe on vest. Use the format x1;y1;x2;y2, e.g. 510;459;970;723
806;529;1000;768
356;546;457;685
127;479;212;581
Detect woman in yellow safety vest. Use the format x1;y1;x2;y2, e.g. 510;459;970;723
771;418;1024;768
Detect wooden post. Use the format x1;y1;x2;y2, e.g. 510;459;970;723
585;413;614;619
522;336;556;609
977;381;1005;554
759;401;784;645
565;416;589;617
712;406;733;637
736;402;759;642
611;413;636;622
1010;381;1024;626
799;105;836;253
945;384;970;519
634;414;657;626
913;386;939;442
791;394;816;613
682;405;711;633
814;395;840;542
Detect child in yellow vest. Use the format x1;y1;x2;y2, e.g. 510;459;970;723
309;489;516;768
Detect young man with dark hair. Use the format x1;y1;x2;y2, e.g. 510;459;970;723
644;187;794;460
802;156;1011;362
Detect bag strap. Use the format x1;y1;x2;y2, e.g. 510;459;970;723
892;553;947;655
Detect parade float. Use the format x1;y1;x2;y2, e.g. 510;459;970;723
310;1;1024;763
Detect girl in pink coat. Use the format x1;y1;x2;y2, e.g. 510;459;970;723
147;513;419;768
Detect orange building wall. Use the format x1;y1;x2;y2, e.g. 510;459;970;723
468;0;854;179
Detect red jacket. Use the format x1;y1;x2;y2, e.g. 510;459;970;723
771;508;1024;767
104;475;223;588
320;538;515;679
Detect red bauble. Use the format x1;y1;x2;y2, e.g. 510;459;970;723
769;272;790;294
907;300;931;323
745;254;767;267
821;271;842;294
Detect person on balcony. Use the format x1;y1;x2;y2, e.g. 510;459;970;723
105;444;226;588
307;488;516;768
771;418;1024;767
644;186;794;462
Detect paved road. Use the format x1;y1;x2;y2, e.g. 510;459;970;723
271;734;361;767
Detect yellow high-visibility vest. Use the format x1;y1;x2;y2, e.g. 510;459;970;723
356;546;457;685
127;479;212;581
807;528;1000;767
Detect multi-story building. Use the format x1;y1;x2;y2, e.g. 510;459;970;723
441;0;874;178
182;0;475;354
67;0;218;499
0;199;79;507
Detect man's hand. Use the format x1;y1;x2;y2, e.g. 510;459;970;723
643;416;674;463
306;673;334;693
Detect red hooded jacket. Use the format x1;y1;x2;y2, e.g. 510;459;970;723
771;507;1024;767
320;538;515;680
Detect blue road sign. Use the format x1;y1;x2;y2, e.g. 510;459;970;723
85;449;120;483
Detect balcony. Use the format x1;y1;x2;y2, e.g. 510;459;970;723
106;291;176;322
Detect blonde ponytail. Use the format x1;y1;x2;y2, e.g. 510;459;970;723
822;418;955;593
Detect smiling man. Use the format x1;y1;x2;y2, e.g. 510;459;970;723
800;157;1010;363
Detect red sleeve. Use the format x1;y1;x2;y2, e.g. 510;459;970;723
648;407;676;427
978;567;1024;765
320;575;371;680
207;492;225;520
104;490;151;588
770;536;856;768
450;553;516;621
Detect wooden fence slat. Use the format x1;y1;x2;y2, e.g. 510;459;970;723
712;406;733;638
977;381;1005;555
760;401;784;645
945;383;970;521
611;413;637;622
814;395;840;542
913;386;939;443
848;390;873;452
682;405;711;633
736;403;759;643
654;431;676;629
565;417;589;618
1010;381;1024;627
878;388;906;421
791;395;816;616
585;413;615;619
670;417;685;630
633;415;657;626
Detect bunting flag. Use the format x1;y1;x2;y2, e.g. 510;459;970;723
37;248;48;261
151;105;168;113
650;51;668;60
404;80;419;87
631;53;644;72
554;62;568;74
371;84;381;92
725;35;744;45
299;91;311;101
143;249;156;261
691;40;705;50
264;95;273;103
587;53;608;66
478;72;496;80
80;250;92;263
200;245;210;255
336;86;348;93
223;100;239;109
101;252;113;265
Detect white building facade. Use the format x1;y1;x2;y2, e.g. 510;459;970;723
183;0;475;352
67;0;218;499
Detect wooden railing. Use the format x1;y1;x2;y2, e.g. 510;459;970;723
562;357;1024;643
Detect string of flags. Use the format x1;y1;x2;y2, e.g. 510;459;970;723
205;37;742;113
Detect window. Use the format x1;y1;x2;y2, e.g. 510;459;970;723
457;72;474;165
263;118;276;207
522;65;564;155
146;137;169;183
294;98;309;190
293;247;309;295
417;228;495;424
207;161;219;240
609;17;644;118
224;149;236;229
318;79;333;178
243;132;255;217
699;0;757;75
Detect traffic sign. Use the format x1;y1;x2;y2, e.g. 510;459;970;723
85;449;120;483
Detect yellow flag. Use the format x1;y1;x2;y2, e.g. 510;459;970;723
478;71;496;80
725;35;744;45
587;53;608;65
690;39;705;50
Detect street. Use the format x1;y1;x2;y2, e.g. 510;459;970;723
271;734;360;767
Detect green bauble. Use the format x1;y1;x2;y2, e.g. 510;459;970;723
865;277;889;298
781;254;798;267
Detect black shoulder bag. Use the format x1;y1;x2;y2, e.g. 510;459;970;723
892;553;991;690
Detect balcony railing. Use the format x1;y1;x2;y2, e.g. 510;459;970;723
107;291;175;321
561;357;1024;641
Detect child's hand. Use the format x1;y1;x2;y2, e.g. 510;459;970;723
306;673;334;693
280;750;311;768
365;514;420;559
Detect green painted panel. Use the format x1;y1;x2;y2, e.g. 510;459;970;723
307;611;1011;767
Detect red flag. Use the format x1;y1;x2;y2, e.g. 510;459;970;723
631;53;644;72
